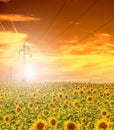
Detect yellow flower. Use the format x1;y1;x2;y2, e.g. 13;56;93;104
58;93;63;98
3;115;10;122
18;125;24;130
79;90;84;95
81;118;88;124
95;119;112;130
48;102;54;108
64;121;80;130
33;119;46;130
28;102;34;109
15;106;21;114
42;110;48;116
49;117;57;128
86;96;93;103
73;100;79;107
96;101;102;107
101;109;109;117
10;114;14;120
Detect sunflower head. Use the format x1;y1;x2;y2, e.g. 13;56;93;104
42;110;48;116
101;109;108;117
96;119;110;130
80;90;84;95
18;125;24;130
33;119;46;130
28;102;34;109
3;115;10;122
58;93;63;98
15;106;21;114
64;121;80;130
96;101;102;107
49;117;57;128
86;96;93;103
81;118;88;124
48;102;54;108
10;114;14;120
73;100;79;107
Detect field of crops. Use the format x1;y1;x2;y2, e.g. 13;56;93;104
0;82;114;130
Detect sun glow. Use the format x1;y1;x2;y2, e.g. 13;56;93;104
24;65;36;81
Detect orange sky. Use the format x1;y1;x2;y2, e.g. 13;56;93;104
0;0;114;82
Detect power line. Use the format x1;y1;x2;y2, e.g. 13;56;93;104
77;17;114;43
40;0;66;40
0;22;6;32
10;21;18;33
56;0;98;39
0;20;18;33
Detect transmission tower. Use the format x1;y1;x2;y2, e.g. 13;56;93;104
19;41;32;82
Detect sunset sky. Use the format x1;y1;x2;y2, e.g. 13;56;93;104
0;0;114;82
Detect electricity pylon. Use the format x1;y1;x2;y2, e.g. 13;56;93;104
19;41;32;82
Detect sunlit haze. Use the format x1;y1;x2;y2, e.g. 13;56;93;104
0;0;114;82
23;65;36;81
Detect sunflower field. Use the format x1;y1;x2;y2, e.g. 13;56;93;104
0;82;114;130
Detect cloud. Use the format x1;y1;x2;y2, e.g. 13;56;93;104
27;32;114;82
0;31;27;43
0;31;27;63
0;0;10;2
58;40;77;44
68;21;80;25
57;33;114;55
0;31;114;82
0;14;40;22
33;53;114;82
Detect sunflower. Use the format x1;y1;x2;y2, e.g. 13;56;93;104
106;114;111;119
101;109;108;117
37;105;40;109
110;100;114;106
10;114;14;120
0;95;3;100
42;110;48;116
65;95;68;99
79;90;84;95
99;93;104;98
3;115;10;122
104;100;108;105
95;119;112;130
61;87;65;91
86;96;93;103
43;96;46;99
96;101;102;107
106;92;110;97
18;125;24;130
49;117;57;128
93;90;96;93
81;118;88;124
33;119;46;130
73;100;79;107
53;108;59;114
64;121;80;130
48;102;54;108
37;115;41;119
73;90;77;96
15;106;21;114
58;93;63;98
64;100;70;106
52;98;56;102
28;102;34;109
90;88;93;92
